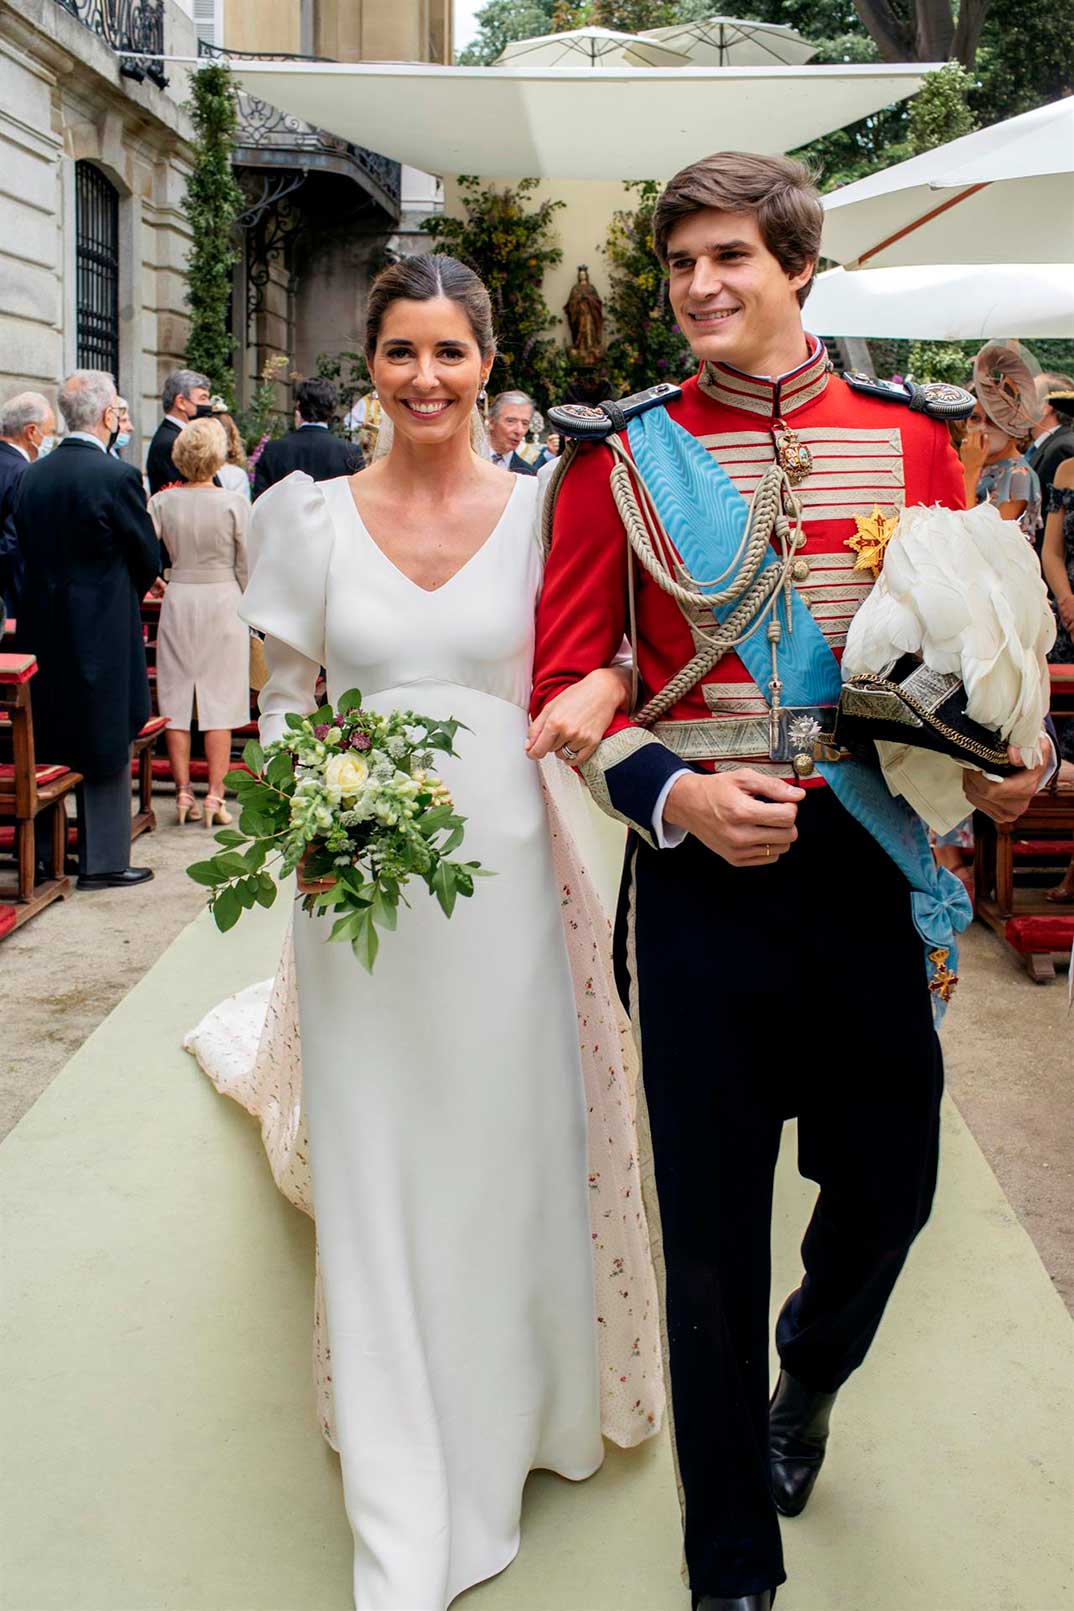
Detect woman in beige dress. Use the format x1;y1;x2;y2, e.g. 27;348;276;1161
148;417;250;826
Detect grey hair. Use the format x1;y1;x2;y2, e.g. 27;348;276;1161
0;391;51;438
161;368;211;412
489;390;534;419
57;370;117;432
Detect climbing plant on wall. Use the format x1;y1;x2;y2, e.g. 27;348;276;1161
601;180;694;399
420;176;568;409
181;64;243;400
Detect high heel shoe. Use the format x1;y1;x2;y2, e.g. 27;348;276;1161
176;789;202;825
204;794;233;828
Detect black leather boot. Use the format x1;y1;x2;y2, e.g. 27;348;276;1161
692;1593;775;1610
769;1368;838;1517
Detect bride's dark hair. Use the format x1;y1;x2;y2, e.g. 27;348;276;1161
365;255;496;360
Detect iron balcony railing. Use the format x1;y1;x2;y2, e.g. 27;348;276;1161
54;0;168;86
197;41;401;218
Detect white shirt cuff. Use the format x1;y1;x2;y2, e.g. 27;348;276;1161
652;768;691;849
1037;732;1060;791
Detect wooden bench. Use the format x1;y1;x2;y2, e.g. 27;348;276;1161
130;715;169;838
972;668;1074;981
0;654;81;924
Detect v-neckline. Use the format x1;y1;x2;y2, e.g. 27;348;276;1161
344;475;522;596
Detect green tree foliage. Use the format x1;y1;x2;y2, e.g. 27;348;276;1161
602;181;693;395
420;177;568;407
181;64;243;399
457;0;555;62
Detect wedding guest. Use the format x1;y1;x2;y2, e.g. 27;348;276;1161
1028;371;1074;545
0;390;55;626
148;417;250;827
15;369;160;889
110;396;133;458
208;398;251;501
959;342;1042;540
252;378;363;499
147;369;212;495
486;390;538;474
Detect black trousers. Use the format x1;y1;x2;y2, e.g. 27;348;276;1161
35;757;133;876
615;787;944;1598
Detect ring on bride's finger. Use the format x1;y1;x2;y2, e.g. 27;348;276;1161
765;843;771;859
560;744;579;761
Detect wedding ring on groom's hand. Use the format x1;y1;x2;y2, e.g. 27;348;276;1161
560;744;579;761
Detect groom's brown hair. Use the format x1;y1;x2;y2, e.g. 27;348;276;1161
652;151;823;307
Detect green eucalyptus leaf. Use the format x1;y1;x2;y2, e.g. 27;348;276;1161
337;688;363;713
213;884;241;932
214;828;246;848
351;910;379;972
187;859;226;887
242;739;265;774
254;873;277;909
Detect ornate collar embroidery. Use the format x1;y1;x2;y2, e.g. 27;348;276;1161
698;337;831;419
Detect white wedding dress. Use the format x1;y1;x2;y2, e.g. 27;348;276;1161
190;470;662;1611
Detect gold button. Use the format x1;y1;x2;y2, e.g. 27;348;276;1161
793;532;808;550
793;753;815;778
792;558;810;582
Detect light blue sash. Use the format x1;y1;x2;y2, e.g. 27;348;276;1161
627;405;971;1020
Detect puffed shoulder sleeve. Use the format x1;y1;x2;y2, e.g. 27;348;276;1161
240;472;333;665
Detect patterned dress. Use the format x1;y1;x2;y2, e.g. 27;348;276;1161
978;453;1042;542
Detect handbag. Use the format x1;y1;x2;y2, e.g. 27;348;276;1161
833;654;1016;775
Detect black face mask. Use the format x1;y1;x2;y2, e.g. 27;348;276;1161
106;415;121;452
193;403;215;420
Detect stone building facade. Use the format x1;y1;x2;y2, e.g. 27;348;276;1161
0;0;201;464
0;0;448;458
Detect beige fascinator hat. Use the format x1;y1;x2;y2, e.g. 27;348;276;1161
971;343;1042;438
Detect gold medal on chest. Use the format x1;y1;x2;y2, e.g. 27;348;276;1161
773;427;813;486
846;504;899;575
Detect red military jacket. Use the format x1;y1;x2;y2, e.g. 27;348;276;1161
531;341;966;840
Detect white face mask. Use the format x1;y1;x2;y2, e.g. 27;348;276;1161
35;435;57;457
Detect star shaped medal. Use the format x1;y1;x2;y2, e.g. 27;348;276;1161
846;505;898;576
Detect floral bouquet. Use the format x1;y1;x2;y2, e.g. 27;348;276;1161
187;689;489;970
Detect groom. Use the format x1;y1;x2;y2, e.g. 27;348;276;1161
530;151;1055;1609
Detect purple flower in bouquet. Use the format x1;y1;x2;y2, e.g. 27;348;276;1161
351;732;372;751
313;723;331;740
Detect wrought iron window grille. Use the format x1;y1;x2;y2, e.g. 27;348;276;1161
55;0;169;87
75;161;121;379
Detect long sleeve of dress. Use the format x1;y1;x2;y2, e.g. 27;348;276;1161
233;499;250;591
240;471;332;664
258;636;321;746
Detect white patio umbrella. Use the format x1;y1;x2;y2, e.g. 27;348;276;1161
821;97;1074;268
807;262;1074;339
642;15;816;67
225;59;934;182
494;26;691;69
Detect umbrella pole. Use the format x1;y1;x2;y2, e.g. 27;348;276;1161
853;183;989;267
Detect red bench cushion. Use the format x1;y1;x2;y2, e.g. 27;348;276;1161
0;904;16;940
137;716;169;739
1004;915;1074;954
0;653;36;684
0;762;70;786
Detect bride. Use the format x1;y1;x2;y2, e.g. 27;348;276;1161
187;254;663;1611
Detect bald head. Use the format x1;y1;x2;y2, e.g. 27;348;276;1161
0;391;55;461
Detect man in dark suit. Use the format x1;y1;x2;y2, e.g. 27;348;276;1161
1028;371;1074;548
252;378;364;499
486;390;539;475
16;370;162;890
146;368;212;496
0;391;55;626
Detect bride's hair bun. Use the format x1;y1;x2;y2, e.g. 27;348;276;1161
365;255;496;361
